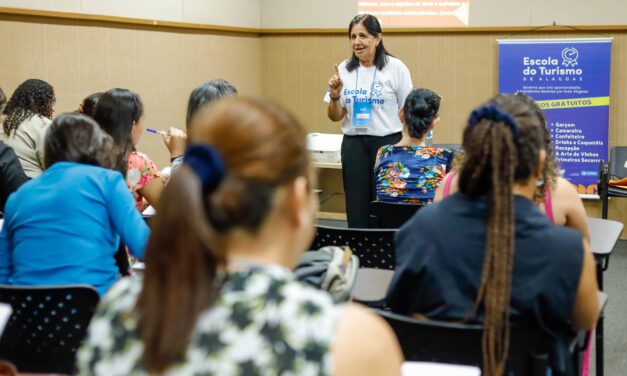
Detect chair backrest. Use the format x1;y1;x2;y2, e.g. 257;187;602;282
377;310;550;376
0;285;100;374
310;225;396;269
369;201;424;229
609;146;627;178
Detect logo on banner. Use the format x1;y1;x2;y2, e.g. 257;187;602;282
562;47;579;67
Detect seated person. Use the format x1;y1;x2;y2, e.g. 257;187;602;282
0;113;149;296
386;94;598;375
93;88;163;211
0;79;55;178
166;79;238;172
76;97;402;375
0;89;28;214
374;88;453;204
76;92;102;117
0;142;28;214
435;95;590;244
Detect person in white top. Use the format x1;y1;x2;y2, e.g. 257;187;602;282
0;79;55;178
326;14;413;227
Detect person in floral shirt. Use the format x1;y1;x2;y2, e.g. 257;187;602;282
93;89;163;211
374;88;453;203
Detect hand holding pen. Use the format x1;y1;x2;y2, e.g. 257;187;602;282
147;127;188;160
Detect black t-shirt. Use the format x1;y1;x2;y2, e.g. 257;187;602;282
386;193;583;373
0;142;28;214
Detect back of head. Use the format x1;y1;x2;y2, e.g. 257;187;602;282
92;88;143;175
403;88;440;139
78;92;103;118
185;79;237;128
44;113;114;170
2;79;55;136
458;93;547;375
137;96;310;373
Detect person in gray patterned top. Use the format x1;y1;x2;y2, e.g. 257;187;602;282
76;97;402;375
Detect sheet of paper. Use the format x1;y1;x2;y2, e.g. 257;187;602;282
402;362;481;376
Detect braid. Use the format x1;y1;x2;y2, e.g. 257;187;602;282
459;93;548;376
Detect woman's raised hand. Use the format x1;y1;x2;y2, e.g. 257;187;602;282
328;64;343;98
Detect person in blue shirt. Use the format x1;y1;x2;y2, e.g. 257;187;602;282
0;113;149;296
374;88;453;204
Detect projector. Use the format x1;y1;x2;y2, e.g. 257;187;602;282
307;133;343;164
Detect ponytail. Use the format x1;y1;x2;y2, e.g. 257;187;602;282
137;165;224;373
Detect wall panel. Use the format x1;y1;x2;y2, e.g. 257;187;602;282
0;14;262;169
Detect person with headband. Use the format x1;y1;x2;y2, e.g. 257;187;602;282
374;88;453;203
386;94;599;375
325;14;413;227
77;97;402;375
0;113;149;296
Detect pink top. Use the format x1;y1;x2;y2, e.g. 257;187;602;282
441;171;555;224
441;170;456;198
126;151;160;210
544;186;555;224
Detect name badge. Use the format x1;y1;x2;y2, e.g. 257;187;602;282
352;98;373;127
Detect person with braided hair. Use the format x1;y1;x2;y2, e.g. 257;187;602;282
0;79;55;178
435;93;591;245
386;94;599;375
374;88;453;203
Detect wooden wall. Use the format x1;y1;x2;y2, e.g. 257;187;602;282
0;13;262;169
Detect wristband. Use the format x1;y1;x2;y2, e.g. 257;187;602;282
330;95;341;101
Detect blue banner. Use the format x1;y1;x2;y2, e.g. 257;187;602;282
498;38;612;196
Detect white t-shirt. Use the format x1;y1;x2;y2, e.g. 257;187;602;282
324;56;413;137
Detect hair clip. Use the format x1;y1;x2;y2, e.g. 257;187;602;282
468;104;519;138
183;143;225;192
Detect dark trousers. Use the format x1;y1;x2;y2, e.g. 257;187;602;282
341;132;402;228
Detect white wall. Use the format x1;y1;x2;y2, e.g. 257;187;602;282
261;0;356;29
0;0;262;28
2;0;627;28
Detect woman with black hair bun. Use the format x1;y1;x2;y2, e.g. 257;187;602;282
0;79;55;178
374;88;453;203
325;14;413;227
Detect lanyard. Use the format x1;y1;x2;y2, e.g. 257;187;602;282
355;66;378;102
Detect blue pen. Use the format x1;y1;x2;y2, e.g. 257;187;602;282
146;128;169;136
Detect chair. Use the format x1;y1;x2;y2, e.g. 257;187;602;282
0;285;100;374
377;310;552;376
369;201;424;229
310;225;396;270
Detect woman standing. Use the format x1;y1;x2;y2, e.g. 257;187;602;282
0;79;55;178
326;14;413;227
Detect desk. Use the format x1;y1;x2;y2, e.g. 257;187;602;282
588;217;623;376
351;268;394;304
313;161;342;170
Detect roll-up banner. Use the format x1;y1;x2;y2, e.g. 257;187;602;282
498;38;613;198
